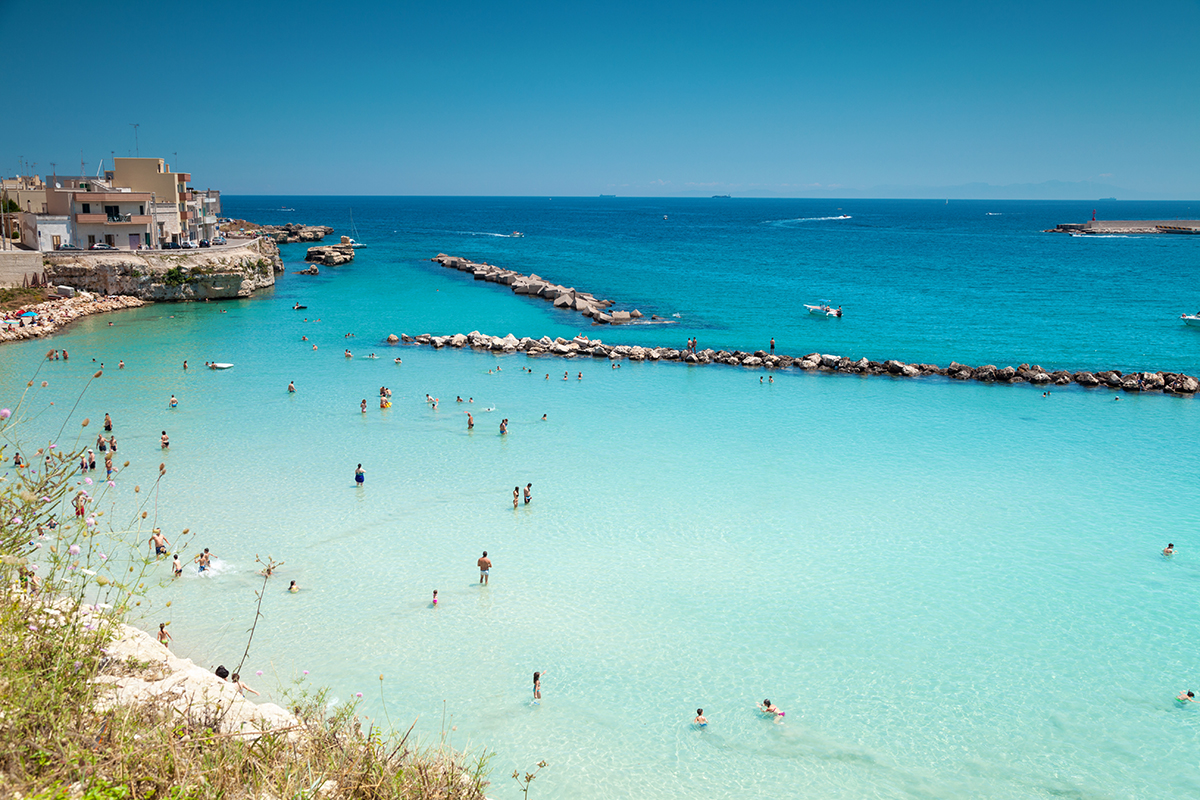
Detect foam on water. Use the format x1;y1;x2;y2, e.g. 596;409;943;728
3;197;1200;799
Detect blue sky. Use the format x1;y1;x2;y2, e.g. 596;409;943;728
3;0;1197;197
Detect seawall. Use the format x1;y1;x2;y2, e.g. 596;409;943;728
40;239;283;301
1046;219;1200;234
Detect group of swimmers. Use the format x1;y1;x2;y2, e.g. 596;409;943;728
1161;543;1197;704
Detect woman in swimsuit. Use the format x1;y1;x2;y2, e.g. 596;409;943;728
355;464;365;485
534;670;546;700
757;699;785;722
157;623;172;648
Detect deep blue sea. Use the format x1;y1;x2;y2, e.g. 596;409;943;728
3;197;1199;799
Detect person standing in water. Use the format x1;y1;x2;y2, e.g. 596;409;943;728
104;413;113;432
1164;543;1175;556
432;589;438;607
172;554;183;578
500;418;508;435
524;483;532;505
157;623;172;648
466;412;473;430
770;337;775;354
288;381;295;393
694;708;708;726
355;464;365;485
361;399;367;413
534;670;546;700
513;486;520;508
149;528;170;557
169;395;178;408
161;431;170;449
478;551;491;584
288;580;299;593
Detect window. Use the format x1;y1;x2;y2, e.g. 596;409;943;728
82;203;90;214
52;235;61;249
105;234;114;246
138;205;144;215
88;235;96;246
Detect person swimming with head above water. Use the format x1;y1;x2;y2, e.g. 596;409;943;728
694;708;708;726
757;699;784;722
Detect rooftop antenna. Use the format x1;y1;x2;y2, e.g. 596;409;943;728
49;162;56;180
130;123;140;157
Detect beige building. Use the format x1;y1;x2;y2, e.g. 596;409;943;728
107;158;193;244
45;181;153;250
1;174;48;214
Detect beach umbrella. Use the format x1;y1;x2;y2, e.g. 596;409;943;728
20;311;38;317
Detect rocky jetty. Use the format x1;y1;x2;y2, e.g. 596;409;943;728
0;292;144;344
42;239;283;301
1045;219;1200;235
393;331;1199;396
306;243;354;266
222;220;334;244
293;264;320;275
431;254;655;324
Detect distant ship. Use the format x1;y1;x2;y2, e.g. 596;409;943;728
599;194;616;198
1100;197;1117;201
712;195;731;199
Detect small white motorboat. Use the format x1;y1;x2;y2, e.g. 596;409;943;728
511;231;525;238
1182;314;1200;327
804;302;843;318
209;362;234;370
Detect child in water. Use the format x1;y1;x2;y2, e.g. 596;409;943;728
757;699;785;722
432;589;438;607
157;623;172;648
694;708;708;726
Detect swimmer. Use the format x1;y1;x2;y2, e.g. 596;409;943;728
231;673;260;697
194;548;216;572
432;589;438;607
149;528;170;557
466;412;473;429
577;372;582;380
169;395;178;408
563;371;568;381
394;358;402;364
545;374;549;380
541;414;547;421
104;413;113;432
312;344;318;350
1179;690;1195;703
534;669;546;700
1164;543;1175;556
760;376;763;384
769;376;773;384
524;483;532;504
757;699;785;722
344;349;352;358
157;623;172;648
302;336;308;341
355;464;365;485
161;430;170;448
361;399;367;413
469;397;473;403
457;396;463;402
183;360;188;369
119;360;125;369
288;580;299;593
497;366;501;372
694;708;708;726
87;449;96;470
172;554;183;578
513;486;519;508
500;418;508;435
288;381;295;393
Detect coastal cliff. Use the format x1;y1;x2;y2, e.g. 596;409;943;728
41;239;283;301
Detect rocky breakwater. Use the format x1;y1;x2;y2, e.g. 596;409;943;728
0;292;144;344
392;331;1200;397
305;242;355;267
222;220;334;244
42;238;283;301
432;254;661;324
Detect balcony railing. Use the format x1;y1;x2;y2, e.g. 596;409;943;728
108;214;132;222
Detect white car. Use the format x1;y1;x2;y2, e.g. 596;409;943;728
181;240;199;249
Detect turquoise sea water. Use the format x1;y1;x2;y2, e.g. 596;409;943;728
3;198;1200;798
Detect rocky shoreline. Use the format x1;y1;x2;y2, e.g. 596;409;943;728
97;617;296;738
432;254;668;325
395;330;1200;395
0;293;144;345
223;220;335;244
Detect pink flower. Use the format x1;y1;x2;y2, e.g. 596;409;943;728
303;670;309;675
10;516;21;525
84;478;93;485
48;444;55;449
256;670;263;676
0;409;10;420
41;497;50;503
355;692;363;698
107;481;115;488
99;553;107;561
85;517;95;527
68;544;81;555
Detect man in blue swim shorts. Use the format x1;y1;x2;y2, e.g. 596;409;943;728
149;528;170;558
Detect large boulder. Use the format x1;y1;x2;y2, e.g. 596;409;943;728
386;334;399;343
611;311;631;323
1074;371;1100;386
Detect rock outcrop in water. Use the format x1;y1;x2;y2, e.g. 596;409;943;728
431;254;657;324
306;243;354;266
392;331;1199;396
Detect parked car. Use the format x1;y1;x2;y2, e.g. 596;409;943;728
162;241;182;250
181;240;198;249
57;244;81;251
89;242;117;250
199;239;211;248
212;236;227;245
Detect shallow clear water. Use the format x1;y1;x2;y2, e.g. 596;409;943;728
3;198;1200;799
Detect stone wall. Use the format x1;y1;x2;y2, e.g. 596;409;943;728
0;250;44;288
41;239;283;301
